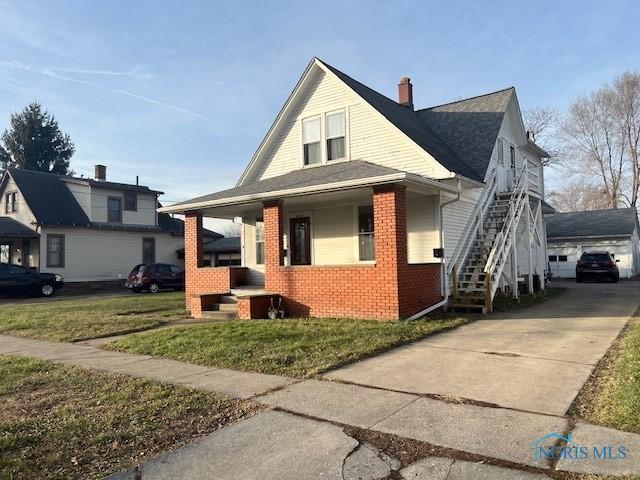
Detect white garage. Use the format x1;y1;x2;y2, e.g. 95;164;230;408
546;208;640;279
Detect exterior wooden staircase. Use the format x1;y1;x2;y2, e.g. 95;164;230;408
448;164;529;313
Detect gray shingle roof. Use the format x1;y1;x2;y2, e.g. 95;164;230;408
9;168;91;226
0;217;38;237
167;160;405;209
546;208;640;239
416;88;514;181
320;60;481;182
177;236;240;254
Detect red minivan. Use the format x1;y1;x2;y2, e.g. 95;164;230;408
125;263;185;293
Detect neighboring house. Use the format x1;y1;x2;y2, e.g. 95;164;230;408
161;58;550;319
546;208;640;279
177;236;241;267
0;165;222;283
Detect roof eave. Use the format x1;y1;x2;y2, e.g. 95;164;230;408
159;173;460;214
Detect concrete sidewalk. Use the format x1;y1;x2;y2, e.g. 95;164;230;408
2;333;639;476
0;334;296;399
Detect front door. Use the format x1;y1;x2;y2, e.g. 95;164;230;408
290;217;311;265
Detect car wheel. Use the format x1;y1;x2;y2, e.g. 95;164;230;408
40;283;55;297
148;282;160;294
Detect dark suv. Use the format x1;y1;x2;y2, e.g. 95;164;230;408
576;252;620;283
125;263;184;293
0;263;64;297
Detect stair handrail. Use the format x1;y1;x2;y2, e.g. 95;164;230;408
447;169;497;280
483;163;528;298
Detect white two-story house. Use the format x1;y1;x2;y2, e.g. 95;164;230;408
160;58;549;319
0;165;222;284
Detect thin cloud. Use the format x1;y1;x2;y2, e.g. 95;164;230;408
51;65;153;80
0;59;239;128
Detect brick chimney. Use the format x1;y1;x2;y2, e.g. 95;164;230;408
398;77;413;109
94;164;107;181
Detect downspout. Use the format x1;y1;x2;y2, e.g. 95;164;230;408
406;180;461;321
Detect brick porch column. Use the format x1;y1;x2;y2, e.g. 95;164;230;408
184;211;204;308
263;200;284;292
373;184;408;316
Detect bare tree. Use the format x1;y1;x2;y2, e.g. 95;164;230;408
547;180;611;212
523;106;561;166
561;88;626;209
611;72;640;206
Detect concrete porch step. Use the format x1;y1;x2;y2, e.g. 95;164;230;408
200;310;238;321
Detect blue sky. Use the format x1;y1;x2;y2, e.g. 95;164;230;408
1;0;639;215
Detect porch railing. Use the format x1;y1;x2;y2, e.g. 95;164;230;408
483;162;528;303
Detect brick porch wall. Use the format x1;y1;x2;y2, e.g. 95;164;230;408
184;212;244;314
263;185;442;320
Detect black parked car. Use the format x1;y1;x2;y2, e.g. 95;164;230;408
125;263;185;293
576;252;620;283
0;263;64;297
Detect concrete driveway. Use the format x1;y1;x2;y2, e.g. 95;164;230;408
325;280;640;416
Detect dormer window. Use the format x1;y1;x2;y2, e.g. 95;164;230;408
326;111;345;161
302;116;321;165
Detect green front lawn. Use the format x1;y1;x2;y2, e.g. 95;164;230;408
0;292;187;342
108;315;471;378
571;307;640;433
0;355;259;480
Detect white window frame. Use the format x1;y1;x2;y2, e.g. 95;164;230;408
302;115;322;166
497;138;504;166
300;108;349;168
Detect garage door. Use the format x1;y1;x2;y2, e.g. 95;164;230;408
549;246;579;278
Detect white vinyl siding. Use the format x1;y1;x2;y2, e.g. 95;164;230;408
312;205;357;265
0;176;37;226
38;228;184;282
90;187;157;225
407;195;439;263
442;188;483;264
244;67;451;184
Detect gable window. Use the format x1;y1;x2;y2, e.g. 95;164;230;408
358;206;375;261
255;217;265;265
142;237;155;264
107;196;122;223
509;145;516;169
46;234;65;268
497;138;504;166
4;192;17;214
326;111;345;160
302;116;321;165
124;191;137;211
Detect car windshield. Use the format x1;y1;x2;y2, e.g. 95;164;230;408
581;253;611;262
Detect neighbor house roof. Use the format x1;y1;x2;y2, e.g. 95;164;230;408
0;217;38;237
9;168;91;226
160;160;458;213
546;208;640;240
177;236;240;255
416;88;515;180
2;168;222;236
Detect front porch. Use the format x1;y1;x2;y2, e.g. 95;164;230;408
0;217;40;268
183;180;451;320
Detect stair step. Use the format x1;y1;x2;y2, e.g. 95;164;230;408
200;311;238;320
451;303;487;313
211;303;239;312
